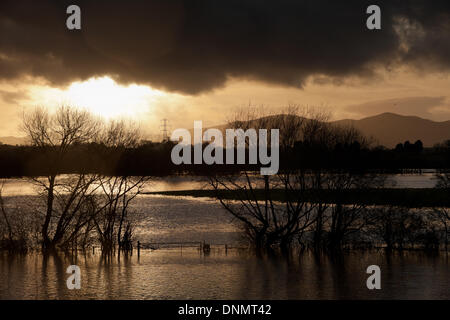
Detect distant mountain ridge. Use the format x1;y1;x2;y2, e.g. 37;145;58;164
203;112;450;148
332;113;450;147
2;113;450;148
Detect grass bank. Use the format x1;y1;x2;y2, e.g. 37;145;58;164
145;188;450;208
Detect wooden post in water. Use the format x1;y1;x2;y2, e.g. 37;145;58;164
92;246;95;255
202;241;210;254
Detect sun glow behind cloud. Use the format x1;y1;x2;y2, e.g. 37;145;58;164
30;76;167;120
65;77;166;119
2;70;450;138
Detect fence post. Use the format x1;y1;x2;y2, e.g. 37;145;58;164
137;241;141;258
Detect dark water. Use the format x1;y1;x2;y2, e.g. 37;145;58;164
0;249;448;300
0;173;439;197
0;176;448;300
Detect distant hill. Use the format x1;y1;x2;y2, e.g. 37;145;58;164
2;113;450;148
190;113;450;148
332;113;450;147
0;136;27;146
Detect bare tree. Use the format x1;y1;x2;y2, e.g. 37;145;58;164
92;120;148;253
209;106;329;251
323;173;383;250
431;208;449;251
22;106;101;250
94;176;146;252
0;180;31;251
298;116;380;250
0;182;13;242
434;170;450;251
209;105;384;252
21;106;147;252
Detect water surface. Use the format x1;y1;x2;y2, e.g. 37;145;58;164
0;175;447;300
0;173;439;197
0;249;448;300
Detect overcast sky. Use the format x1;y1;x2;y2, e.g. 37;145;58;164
1;0;449;137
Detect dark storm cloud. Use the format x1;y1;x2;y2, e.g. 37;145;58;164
0;0;449;94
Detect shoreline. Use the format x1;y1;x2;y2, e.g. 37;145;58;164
144;188;450;208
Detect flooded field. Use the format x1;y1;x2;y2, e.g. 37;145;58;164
0;173;440;197
0;249;448;300
0;175;448;300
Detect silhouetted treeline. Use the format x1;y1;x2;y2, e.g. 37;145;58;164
0;139;448;178
0;141;171;177
281;139;449;172
395;140;424;153
0;140;450;177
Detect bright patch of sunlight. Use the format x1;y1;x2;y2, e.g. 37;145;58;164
30;76;166;120
65;77;165;119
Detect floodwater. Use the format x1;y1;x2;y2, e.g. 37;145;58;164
0;175;448;300
0;249;448;300
0;172;440;197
